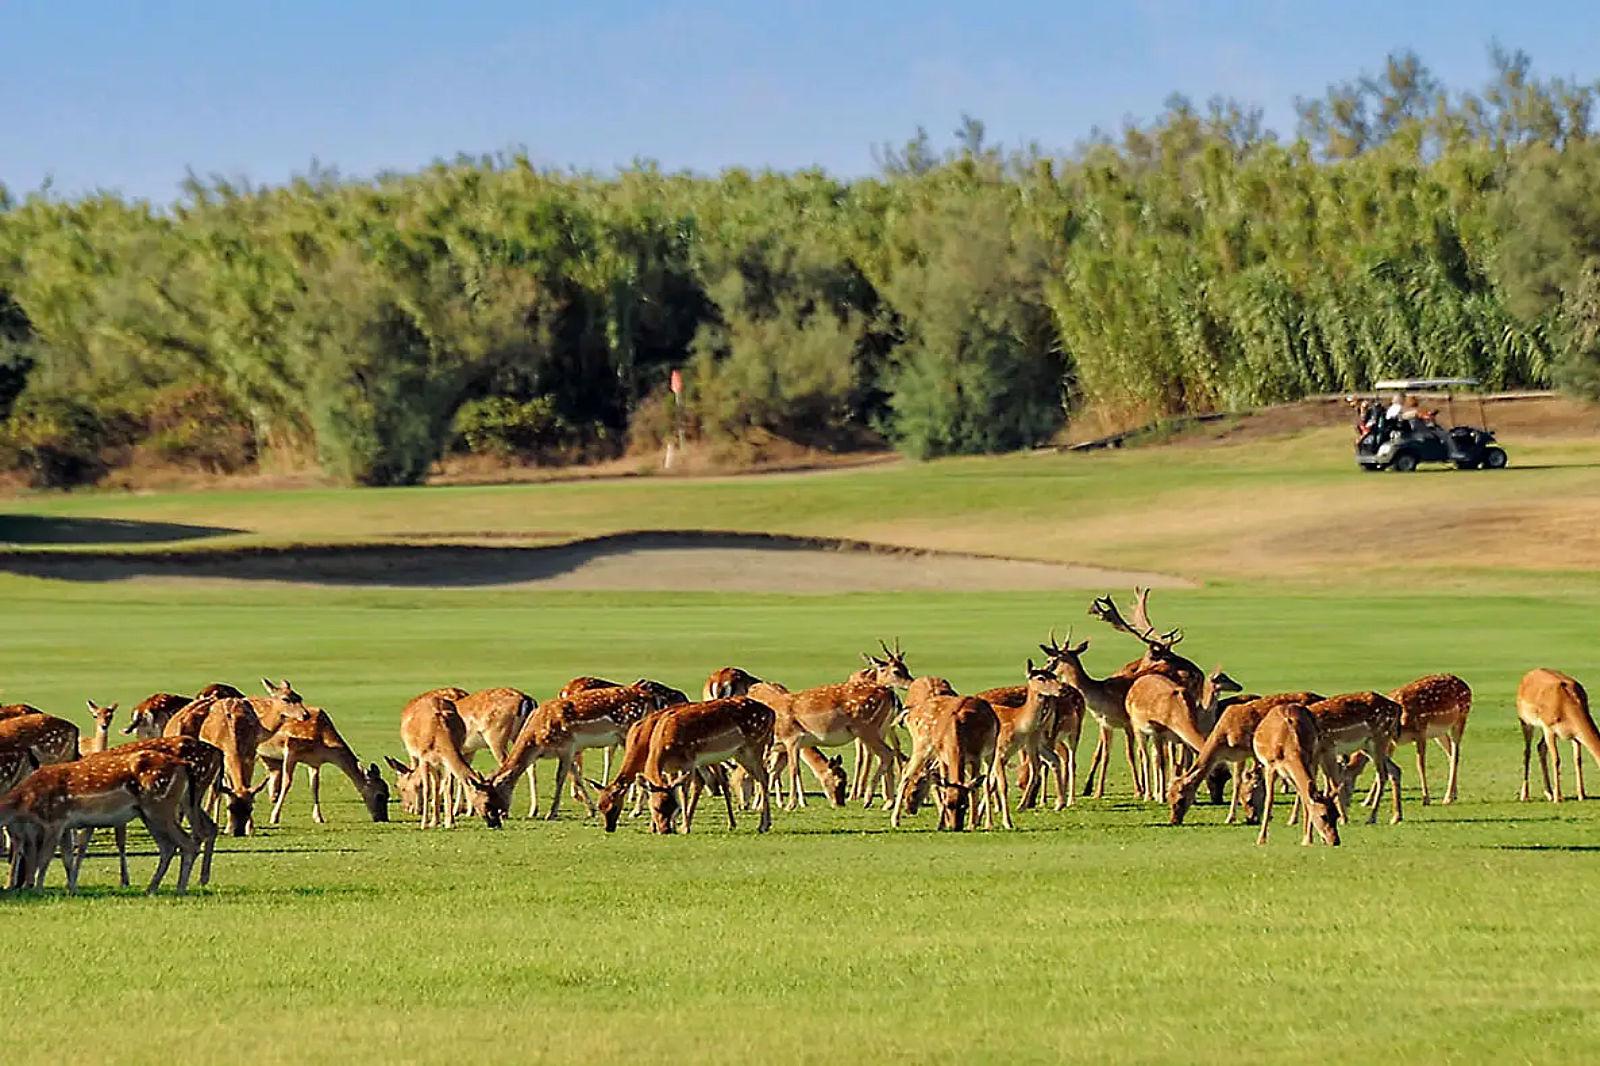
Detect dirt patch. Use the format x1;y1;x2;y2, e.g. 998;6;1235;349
0;531;1194;593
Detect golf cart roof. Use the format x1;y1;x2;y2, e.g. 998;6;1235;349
1372;377;1479;390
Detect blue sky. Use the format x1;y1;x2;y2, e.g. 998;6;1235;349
5;1;1598;202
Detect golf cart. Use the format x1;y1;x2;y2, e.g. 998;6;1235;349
1354;378;1508;472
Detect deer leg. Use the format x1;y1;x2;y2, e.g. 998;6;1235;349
1575;740;1588;800
1122;727;1142;800
546;755;574;820
1256;765;1274;845
720;770;738;830
858;733;901;812
269;752;296;825
1442;730;1463;804
191;803;217;886
989;751;1016;830
1385;752;1404;823
733;747;772;833
1414;739;1430;806
524;761;540;818
140;815;177;895
114;824;129;888
1084;727;1108;797
683;775;703;833
308;765;326;824
1362;744;1383;825
1520;722;1536;801
1547;729;1563;802
1225;763;1243;824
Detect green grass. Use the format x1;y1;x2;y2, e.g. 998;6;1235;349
7;577;1600;1064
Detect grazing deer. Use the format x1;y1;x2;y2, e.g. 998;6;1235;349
389;693;503;829
257;706;390;825
0;711;81;767
1167;692;1324;825
704;667;763;701
1251;704;1340;846
1040;630;1143;799
594;709;676;832
79;700;118;755
752;679;898;810
82;735;224;889
0;749;198;894
449;687;537;814
1363;674;1471;806
122;692;192;739
487;681;684;820
891;695;1000;831
163;697;269;835
640;697;774;834
1126;667;1242;800
1516;668;1600;803
1305;692;1403;825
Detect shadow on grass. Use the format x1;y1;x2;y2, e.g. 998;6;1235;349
1492;844;1600;852
0;514;244;545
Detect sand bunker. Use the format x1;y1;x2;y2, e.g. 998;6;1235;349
0;531;1194;592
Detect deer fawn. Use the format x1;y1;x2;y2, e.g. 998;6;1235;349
1516;668;1600;802
1252;704;1340;846
390;693;504;829
1167;692;1325;825
79;701;117;755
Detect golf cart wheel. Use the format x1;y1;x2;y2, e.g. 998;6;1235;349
1484;447;1508;469
1390;451;1418;473
1360;464;1382;473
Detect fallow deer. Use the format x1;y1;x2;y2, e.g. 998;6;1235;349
1251;703;1340;846
703;667;762;701
1040;630;1143;799
974;674;1087;810
487;681;685;819
389;693;504;829
0;746;36;795
163;697;268;835
0;749;199;894
1305;692;1403;824
1359;674;1471;806
640;697;774;834
257;706;390;825
79;700;117;755
1516;668;1600;803
0;711;81;767
845;640;914;803
1090;587;1205;699
1167;692;1325;825
891;695;1000;831
982;661;1070;826
559;676;620;699
752;679;899;810
1125;667;1242;800
81;735;224;889
438;687;538;815
122;692;192;739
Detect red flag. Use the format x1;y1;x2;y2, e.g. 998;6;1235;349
670;369;683;396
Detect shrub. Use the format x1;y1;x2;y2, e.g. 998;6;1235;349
0;392;110;488
143;383;258;473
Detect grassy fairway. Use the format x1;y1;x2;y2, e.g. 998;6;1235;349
6;575;1600;1063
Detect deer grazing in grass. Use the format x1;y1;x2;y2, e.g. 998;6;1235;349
1167;692;1325;825
1305;692;1403;825
76;735;224;889
388;692;504;829
0;749;199;894
252;684;390;825
79;701;117;755
751;677;898;811
448;687;537;814
1125;667;1242;800
1251;703;1341;847
487;680;687;820
162;697;270;835
891;695;1000;830
1516;668;1600;803
638;697;774;834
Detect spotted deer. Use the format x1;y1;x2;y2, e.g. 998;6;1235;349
1125;667;1242;800
975;673;1087;810
1251;703;1340;847
559;676;620;698
449;687;537;813
0;749;199;894
257;705;390;825
891;695;1000;831
703;667;763;700
79;700;118;755
1516;668;1600;803
981;661;1070;825
752;679;899;811
639;697;774;834
162;696;269;835
487;681;685;820
1167;692;1325;825
388;692;503;829
0;711;81;767
1352;674;1471;806
0;747;38;797
82;735;223;889
1305;692;1403;825
122;692;192;739
844;640;913;804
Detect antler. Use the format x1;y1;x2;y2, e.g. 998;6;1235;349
1129;587;1159;639
1093;587;1180;652
1088;593;1144;640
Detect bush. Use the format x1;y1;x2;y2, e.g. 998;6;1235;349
143;383;257;473
0;392;110;488
453;395;569;458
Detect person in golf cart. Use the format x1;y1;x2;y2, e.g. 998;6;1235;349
1354;378;1507;472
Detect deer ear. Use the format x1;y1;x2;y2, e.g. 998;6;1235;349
106;702;118;712
1027;657;1036;673
85;699;97;710
261;677;274;692
383;755;410;774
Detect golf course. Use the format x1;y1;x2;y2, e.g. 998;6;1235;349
5;417;1600;1064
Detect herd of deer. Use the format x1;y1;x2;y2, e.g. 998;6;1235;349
3;588;1599;895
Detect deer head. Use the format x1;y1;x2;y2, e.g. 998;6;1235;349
362;762;391;822
261;678;303;704
84;700;117;732
385;756;424;815
646;779;681;835
868;639;913;688
823;753;847;807
215;776;269;836
463;776;504;829
1025;658;1067;699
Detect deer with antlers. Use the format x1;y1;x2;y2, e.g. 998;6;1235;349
1251;703;1341;846
1167;691;1325;825
1516;668;1600;803
638;697;774;834
891;694;1000;830
1;748;200;894
1090;588;1205;697
845;639;914;805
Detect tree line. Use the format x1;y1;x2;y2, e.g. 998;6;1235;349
2;46;1597;487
